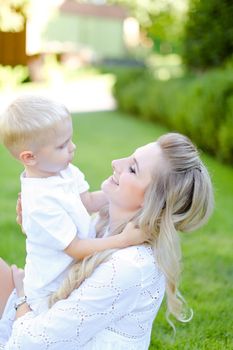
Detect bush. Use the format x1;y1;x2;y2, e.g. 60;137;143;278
182;0;233;70
218;95;233;162
0;65;29;90
113;67;233;164
113;67;149;114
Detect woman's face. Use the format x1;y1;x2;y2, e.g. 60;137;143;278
102;142;164;212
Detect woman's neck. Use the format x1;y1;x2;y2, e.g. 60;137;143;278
108;204;136;234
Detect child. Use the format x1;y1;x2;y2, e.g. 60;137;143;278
0;95;142;314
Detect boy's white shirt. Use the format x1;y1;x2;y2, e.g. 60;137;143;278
20;163;91;312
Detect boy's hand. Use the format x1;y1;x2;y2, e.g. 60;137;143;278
120;222;145;247
11;265;25;297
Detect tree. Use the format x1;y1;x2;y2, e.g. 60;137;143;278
183;0;233;70
108;0;188;54
0;0;29;32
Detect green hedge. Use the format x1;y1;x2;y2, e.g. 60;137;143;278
113;67;233;164
183;0;233;70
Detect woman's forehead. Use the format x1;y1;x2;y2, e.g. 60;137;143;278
134;142;162;170
134;142;158;157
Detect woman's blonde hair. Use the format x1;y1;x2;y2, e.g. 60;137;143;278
50;133;214;327
0;95;70;156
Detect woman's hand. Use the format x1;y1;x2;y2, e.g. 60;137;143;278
16;193;26;234
16;193;22;226
11;265;25;297
120;222;146;246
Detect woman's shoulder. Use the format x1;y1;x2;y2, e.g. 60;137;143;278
110;245;159;275
108;245;165;291
112;244;154;262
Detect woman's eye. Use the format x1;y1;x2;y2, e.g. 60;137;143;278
129;166;136;174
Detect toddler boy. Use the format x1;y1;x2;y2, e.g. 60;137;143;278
0;95;139;313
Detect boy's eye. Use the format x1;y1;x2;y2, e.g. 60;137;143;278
129;166;136;174
58;144;65;149
57;140;69;149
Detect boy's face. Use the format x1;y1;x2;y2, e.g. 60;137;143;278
33;118;76;177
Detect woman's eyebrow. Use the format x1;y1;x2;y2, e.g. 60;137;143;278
133;157;140;172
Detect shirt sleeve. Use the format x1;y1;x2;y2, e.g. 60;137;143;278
70;164;90;194
5;251;142;349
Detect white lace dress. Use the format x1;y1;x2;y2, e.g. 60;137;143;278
0;245;165;350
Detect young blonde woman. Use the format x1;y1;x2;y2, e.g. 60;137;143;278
0;133;214;349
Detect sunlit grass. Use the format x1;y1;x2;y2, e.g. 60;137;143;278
0;111;232;349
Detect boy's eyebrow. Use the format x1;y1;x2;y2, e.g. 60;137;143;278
63;133;73;143
57;135;72;147
58;139;68;147
133;156;140;172
63;137;71;144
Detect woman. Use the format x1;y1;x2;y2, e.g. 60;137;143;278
0;133;214;349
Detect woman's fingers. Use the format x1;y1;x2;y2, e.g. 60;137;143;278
11;265;25;296
16;193;22;223
16;193;26;234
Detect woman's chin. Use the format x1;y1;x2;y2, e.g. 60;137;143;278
101;179;108;192
101;177;113;193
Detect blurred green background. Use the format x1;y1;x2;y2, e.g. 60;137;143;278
0;1;232;349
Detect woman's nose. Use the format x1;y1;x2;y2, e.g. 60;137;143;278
112;159;117;170
112;158;123;172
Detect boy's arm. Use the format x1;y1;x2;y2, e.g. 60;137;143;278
80;190;108;214
64;223;145;261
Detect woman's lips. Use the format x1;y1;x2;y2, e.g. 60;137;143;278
111;175;119;185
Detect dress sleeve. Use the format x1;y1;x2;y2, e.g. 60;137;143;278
5;251;142;349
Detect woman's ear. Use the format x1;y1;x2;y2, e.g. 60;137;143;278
19;151;37;166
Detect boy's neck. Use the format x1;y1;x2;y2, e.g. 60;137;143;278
24;166;59;178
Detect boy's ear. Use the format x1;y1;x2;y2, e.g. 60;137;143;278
19;151;37;166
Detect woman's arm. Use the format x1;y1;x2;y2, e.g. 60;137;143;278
11;265;31;320
0;259;14;317
5;248;142;349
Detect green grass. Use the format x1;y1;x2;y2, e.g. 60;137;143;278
0;111;232;349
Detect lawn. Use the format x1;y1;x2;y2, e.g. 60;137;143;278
0;111;232;349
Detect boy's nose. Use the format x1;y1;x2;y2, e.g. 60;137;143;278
69;141;76;153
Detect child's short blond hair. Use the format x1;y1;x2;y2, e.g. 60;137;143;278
0;95;70;157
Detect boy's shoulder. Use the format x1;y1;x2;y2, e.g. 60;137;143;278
62;164;89;192
62;163;85;180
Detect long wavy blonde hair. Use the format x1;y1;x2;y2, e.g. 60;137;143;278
49;133;214;325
